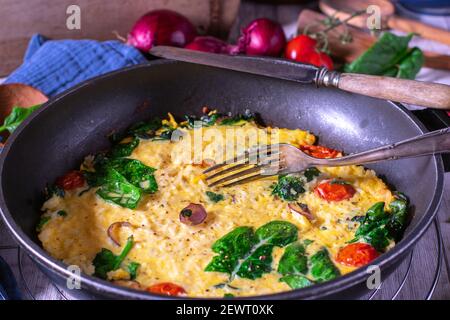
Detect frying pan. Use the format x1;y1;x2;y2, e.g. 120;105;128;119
0;60;444;299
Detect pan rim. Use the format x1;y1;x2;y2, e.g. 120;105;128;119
0;60;444;300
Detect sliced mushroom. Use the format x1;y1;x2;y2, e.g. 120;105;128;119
288;203;315;222
107;221;132;246
180;203;207;226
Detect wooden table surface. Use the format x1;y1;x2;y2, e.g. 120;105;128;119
0;0;449;300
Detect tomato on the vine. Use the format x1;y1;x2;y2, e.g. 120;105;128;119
285;35;334;70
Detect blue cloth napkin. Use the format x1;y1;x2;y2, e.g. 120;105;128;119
4;34;147;97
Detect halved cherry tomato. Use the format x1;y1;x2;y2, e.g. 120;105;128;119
147;282;186;296
336;243;379;267
300;144;340;159
315;179;356;201
55;170;85;190
285;35;334;70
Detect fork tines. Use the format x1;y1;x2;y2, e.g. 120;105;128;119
203;144;281;187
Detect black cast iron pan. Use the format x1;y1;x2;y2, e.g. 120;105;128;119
0;60;444;299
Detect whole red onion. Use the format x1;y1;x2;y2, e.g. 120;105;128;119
127;9;197;52
185;36;230;54
236;18;286;56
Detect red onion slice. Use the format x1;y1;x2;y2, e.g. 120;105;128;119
180;203;207;226
288;203;315;221
107;222;132;246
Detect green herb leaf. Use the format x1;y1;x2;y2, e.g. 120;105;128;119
310;248;340;282
109;137;140;158
272;175;305;201
279;274;314;289
303;167;320;182
206;191;224;203
107;158;157;194
93;236;134;279
223;293;235;298
205;221;298;280
277;243;308;276
96;168;141;209
127;261;140;280
57;210;67;217
44;184;65;200
0;104;41;134
344;32;423;79
36;216;51;232
386;193;409;241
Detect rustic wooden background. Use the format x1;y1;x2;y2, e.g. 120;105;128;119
0;0;449;299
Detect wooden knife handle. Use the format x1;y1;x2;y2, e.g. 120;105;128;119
336;73;450;110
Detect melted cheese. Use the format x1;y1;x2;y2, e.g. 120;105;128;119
39;121;393;297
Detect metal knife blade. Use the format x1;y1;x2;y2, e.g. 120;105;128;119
149;46;320;84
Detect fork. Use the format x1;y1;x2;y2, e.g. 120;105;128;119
203;128;450;187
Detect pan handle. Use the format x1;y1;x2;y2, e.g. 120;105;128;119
314;128;450;167
318;71;450;110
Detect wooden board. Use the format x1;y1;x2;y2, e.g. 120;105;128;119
0;0;240;76
297;9;450;71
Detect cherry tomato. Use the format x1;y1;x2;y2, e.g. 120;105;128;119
285;35;334;70
308;51;334;70
315;179;356;201
55;170;85;190
336;243;379;267
147;282;186;296
300;144;340;159
285;35;317;61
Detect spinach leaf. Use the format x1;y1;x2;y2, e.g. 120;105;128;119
107;158;157;194
344;32;423;79
386;193;409;241
279;274;314;289
93;236;134;279
304;167;320;182
223;293;235;298
206;191;224;203
310;248;340;282
351;194;409;250
127;261;140;280
44;184;65;199
205;221;298;280
205;227;256;274
96;168;142;209
272;175;305;201
57;210;67;217
109;137;139;158
0;104;41;135
128;118;162;138
36;216;51;232
277;243;308;275
219;110;255;126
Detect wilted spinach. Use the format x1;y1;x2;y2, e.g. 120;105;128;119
36;216;51;232
206;191;224;203
277;243;308;275
303;167;321;182
108;137;140;158
96;168;142;209
93;236;134;279
279;274;313;289
127;261;140;280
345;32;423;79
310;248;340;282
107;158;157;194
272;175;305;201
350;193;409;250
205;221;298;280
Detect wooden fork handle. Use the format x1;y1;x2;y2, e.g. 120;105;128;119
329;72;450;110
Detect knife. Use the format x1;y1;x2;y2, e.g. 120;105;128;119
150;46;450;110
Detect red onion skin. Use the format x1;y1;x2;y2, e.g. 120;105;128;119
127;9;197;52
237;18;286;57
185;36;230;54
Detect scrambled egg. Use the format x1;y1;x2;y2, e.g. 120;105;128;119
38;120;393;297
